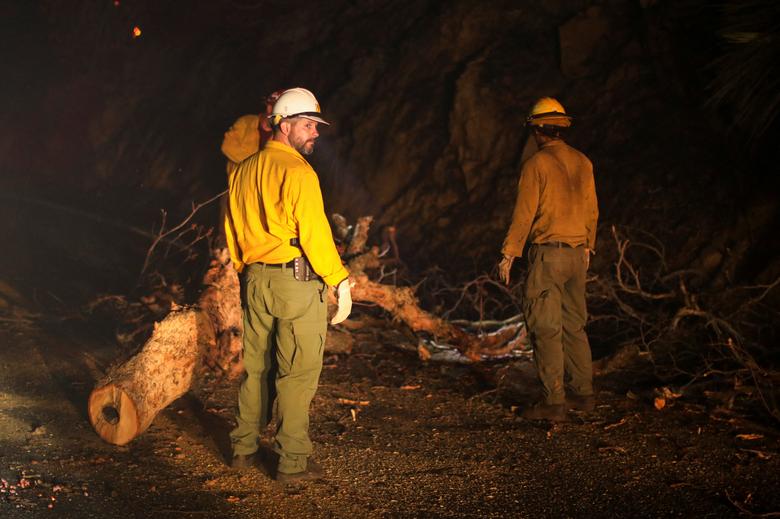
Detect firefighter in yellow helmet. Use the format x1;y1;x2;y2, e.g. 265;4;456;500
216;91;284;248
220;90;285;174
224;88;351;481
499;97;599;422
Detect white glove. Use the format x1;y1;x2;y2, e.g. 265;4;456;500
330;278;352;325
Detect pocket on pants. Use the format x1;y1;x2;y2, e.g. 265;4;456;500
239;274;251;311
268;277;316;320
291;320;326;372
524;255;545;306
523;288;548;319
539;248;565;263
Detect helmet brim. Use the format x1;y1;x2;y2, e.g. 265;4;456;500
526;114;572;128
268;113;331;126
299;114;330;125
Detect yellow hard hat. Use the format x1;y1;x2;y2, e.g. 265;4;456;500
526;97;572;128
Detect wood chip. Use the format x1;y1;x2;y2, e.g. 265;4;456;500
736;433;764;441
336;398;370;406
740;449;772;460
400;385;421;390
604;417;628;431
598;446;628;454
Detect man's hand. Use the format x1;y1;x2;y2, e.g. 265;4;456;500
498;254;515;285
584;248;591;270
330;278;353;325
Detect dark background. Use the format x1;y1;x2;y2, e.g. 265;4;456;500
1;0;778;301
2;4;780;516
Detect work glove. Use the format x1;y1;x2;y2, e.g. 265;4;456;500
330;278;353;325
498;254;515;286
584;248;591;270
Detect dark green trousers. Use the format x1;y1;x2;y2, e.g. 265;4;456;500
230;263;327;474
523;244;593;405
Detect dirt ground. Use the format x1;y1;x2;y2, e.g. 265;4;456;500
1;310;779;519
1;199;779;518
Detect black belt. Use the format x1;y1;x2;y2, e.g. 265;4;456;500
537;241;582;248
260;260;296;268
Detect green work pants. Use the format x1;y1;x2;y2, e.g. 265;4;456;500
523;244;593;405
230;263;327;474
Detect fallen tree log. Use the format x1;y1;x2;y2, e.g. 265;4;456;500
88;214;526;444
88;309;213;445
87;246;354;445
343;237;526;360
88;252;239;445
350;273;525;360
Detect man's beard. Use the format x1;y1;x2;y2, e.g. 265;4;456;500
292;136;315;155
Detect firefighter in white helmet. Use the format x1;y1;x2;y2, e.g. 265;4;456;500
499;97;599;422
224;87;351;481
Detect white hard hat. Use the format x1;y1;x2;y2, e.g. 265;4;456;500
269;87;330;126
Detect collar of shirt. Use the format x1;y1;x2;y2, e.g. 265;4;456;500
264;139;305;160
540;139;565;149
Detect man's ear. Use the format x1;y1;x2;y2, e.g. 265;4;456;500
278;119;292;136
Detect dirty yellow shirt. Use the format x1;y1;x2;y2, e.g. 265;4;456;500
502;140;598;257
224;140;348;287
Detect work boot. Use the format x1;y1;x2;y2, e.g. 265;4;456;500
567;393;596;412
275;461;324;483
521;402;567;422
230;452;256;470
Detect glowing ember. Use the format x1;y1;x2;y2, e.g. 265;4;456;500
132;26;142;38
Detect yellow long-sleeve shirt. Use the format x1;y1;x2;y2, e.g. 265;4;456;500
502;139;598;257
224;140;349;287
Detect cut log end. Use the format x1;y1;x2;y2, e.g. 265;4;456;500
88;384;139;446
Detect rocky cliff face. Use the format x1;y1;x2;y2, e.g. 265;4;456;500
2;0;777;285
